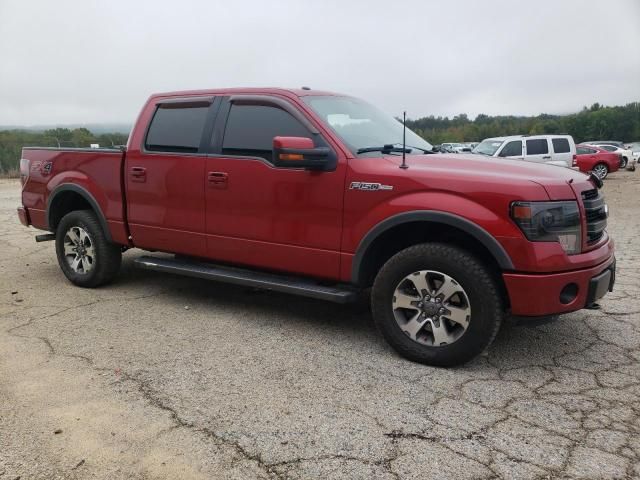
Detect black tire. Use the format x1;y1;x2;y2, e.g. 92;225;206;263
55;210;122;288
621;157;628;168
371;243;504;367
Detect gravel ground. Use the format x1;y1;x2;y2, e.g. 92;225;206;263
1;171;639;479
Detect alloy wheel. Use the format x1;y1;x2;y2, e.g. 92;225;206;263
593;164;608;180
63;226;95;274
392;270;471;347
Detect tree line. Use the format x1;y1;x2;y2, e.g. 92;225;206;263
406;102;640;146
0;128;128;175
1;102;639;174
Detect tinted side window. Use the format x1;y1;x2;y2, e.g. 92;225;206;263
526;139;549;155
552;138;570;153
498;141;522;157
146;105;209;153
222;105;310;162
577;146;595;155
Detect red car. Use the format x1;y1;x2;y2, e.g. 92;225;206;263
575;145;620;179
17;88;615;366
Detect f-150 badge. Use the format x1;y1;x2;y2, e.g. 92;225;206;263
349;182;393;191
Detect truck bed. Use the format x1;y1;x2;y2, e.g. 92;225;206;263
20;147;129;245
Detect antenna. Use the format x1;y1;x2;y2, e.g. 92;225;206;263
400;111;408;169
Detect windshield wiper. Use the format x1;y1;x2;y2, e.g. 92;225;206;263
356;144;411;154
389;142;436;154
401;144;436;154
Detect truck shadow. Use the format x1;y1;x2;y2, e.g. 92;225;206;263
113;253;600;370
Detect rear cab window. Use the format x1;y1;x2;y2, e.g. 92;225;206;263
525;139;549;156
145;100;211;153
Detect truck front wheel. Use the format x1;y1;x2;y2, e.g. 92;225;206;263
371;243;504;367
55;210;122;288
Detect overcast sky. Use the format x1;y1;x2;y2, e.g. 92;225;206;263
0;0;638;126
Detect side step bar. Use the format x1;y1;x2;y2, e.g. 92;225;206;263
35;233;56;242
134;256;358;304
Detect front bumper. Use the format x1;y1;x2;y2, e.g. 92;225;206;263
503;255;615;316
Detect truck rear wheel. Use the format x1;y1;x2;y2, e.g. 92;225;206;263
55;210;122;288
371;243;504;367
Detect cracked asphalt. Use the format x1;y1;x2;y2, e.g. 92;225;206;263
1;172;639;479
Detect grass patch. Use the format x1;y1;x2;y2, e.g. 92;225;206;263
0;169;20;179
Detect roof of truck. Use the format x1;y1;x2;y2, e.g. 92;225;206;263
149;87;344;99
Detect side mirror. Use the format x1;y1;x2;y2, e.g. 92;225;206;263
273;136;330;170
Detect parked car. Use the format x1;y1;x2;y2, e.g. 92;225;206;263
624;142;640;163
581;143;636;170
17;88;615;367
440;142;470;153
472;134;576;167
575;145;620;179
582;140;625;148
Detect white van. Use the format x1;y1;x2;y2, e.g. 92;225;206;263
472;135;576;167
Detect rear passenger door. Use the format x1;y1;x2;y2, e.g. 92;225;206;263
203;96;347;280
125;97;219;257
551;137;572;166
524;138;551;164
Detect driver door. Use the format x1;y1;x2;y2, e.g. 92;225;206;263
203;96;347;280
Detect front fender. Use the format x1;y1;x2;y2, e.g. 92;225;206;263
346;192;520;284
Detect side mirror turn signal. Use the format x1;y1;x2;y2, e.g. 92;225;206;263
272;136;330;170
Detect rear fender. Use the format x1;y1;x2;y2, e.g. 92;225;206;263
46;180;113;242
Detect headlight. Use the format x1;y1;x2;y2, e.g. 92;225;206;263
511;201;581;254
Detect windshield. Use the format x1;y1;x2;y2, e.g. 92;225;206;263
472;139;504;156
302;96;433;155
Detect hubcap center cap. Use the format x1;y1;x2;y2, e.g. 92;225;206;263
421;301;440;316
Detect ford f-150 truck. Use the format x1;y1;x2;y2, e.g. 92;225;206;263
17;88;615;366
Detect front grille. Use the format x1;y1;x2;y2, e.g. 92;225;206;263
582;189;607;244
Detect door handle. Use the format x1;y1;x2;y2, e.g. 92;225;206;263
542;155;551;160
208;171;228;189
130;166;146;182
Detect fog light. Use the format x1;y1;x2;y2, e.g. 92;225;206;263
560;283;579;304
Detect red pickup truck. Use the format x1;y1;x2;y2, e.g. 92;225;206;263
17;88;615;366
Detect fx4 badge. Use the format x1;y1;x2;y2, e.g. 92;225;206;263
349;181;394;191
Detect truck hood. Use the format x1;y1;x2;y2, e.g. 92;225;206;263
384;153;592;200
